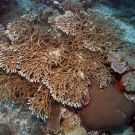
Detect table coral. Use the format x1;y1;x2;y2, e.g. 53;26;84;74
28;85;52;119
5;14;38;44
0;10;113;109
54;9;125;56
0;8;129;124
0;69;53;119
0;70;36;105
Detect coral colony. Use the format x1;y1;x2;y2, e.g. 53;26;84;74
0;0;135;134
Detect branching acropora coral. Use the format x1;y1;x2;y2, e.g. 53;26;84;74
0;9;126;119
28;85;52;119
0;70;36;105
5;14;38;44
54;10;125;54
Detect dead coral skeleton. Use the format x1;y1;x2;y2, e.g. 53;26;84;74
47;103;61;134
55;11;80;36
0;70;36;105
0;70;53;119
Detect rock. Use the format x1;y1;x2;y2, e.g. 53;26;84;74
109;0;121;8
83;0;96;9
64;127;87;135
130;16;135;24
79;80;135;133
47;103;61;134
0;123;12;135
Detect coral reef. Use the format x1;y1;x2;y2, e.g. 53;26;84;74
107;43;135;73
0;3;135;134
5;14;38;44
0;10;118;109
0;70;35;104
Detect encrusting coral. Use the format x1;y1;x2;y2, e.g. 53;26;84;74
60;109;81;133
60;112;88;135
0;7;133;133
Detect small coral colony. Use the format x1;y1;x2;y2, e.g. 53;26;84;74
0;0;135;134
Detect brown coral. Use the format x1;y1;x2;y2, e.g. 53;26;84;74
0;9;125;115
54;9;125;55
28;85;52;119
0;70;36;105
5;14;38;44
0;69;53;118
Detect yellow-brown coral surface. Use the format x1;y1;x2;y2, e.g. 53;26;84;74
0;9;125;118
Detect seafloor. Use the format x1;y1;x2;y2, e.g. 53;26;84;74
0;0;135;135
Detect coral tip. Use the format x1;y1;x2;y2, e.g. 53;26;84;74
115;81;125;92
